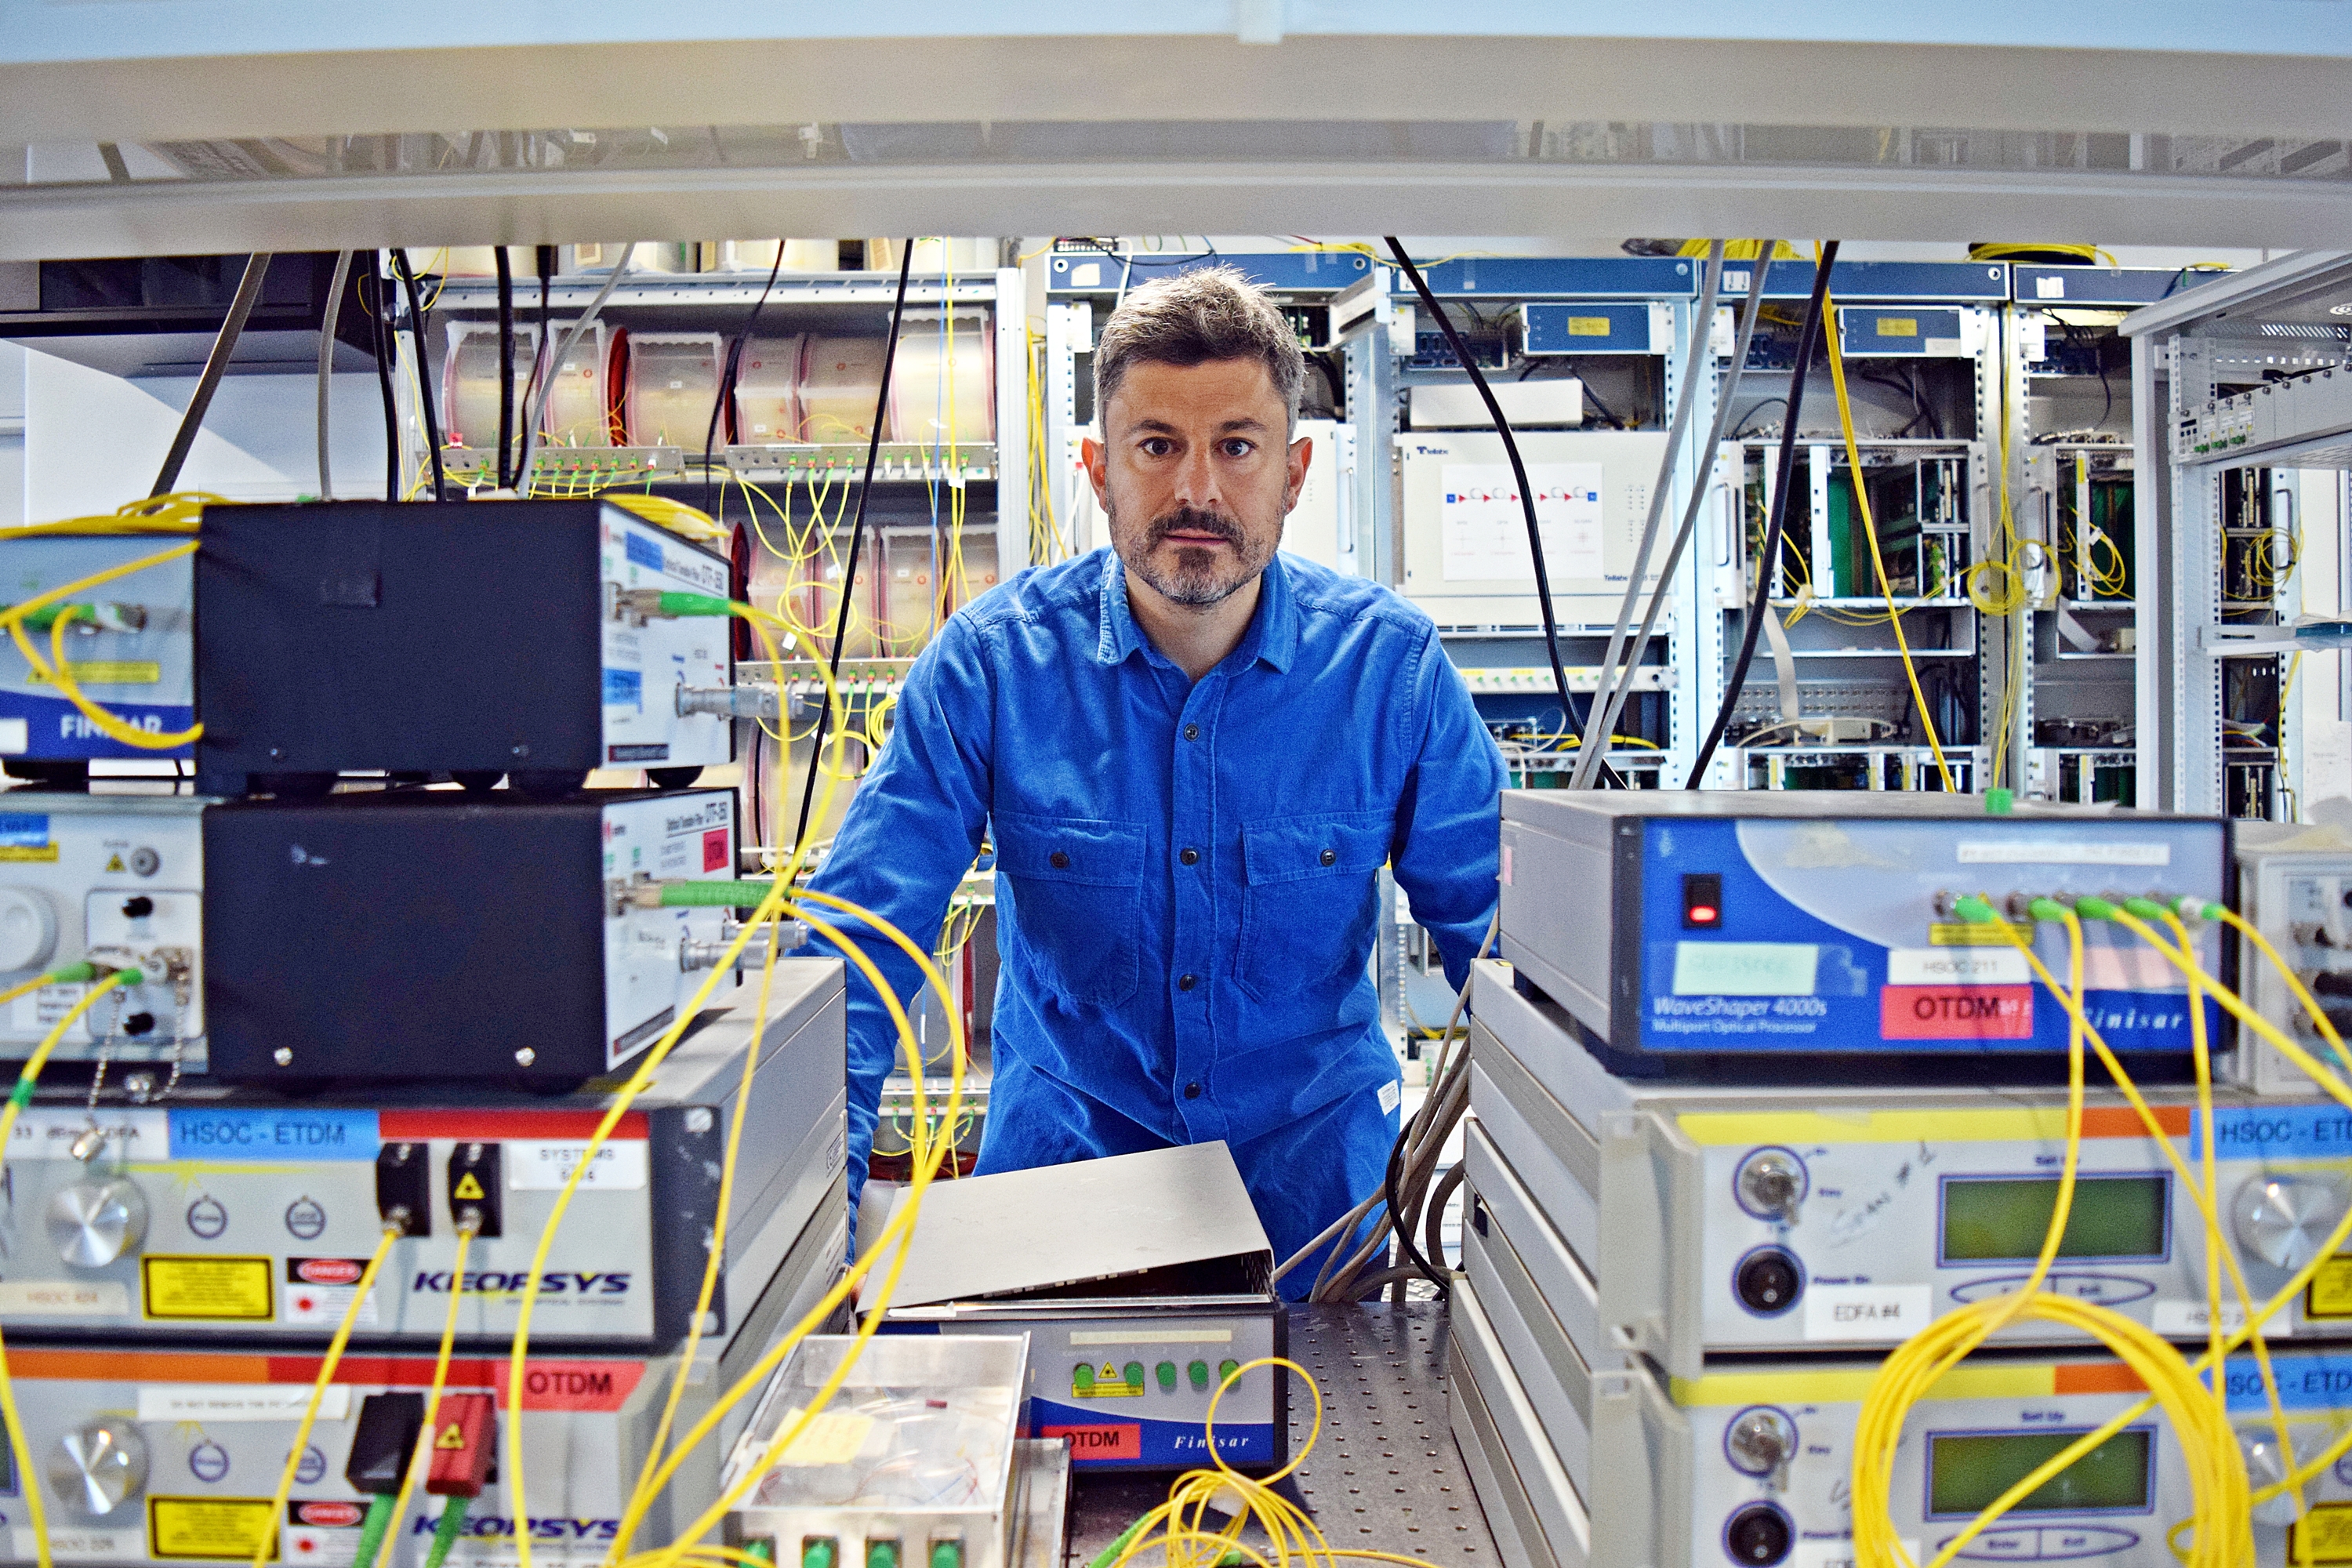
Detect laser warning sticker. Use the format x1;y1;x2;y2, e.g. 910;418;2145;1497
149;1497;279;1562
2293;1503;2352;1565
143;1255;273;1320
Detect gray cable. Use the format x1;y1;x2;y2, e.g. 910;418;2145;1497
153;252;272;498
315;249;354;500
1572;242;1726;786
512;249;633;487
1579;248;1778;786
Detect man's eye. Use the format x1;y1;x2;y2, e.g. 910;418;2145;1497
1220;440;1254;458
1139;438;1174;457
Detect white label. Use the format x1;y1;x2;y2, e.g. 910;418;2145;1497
137;1385;352;1423
1924;337;1964;356
1887;948;2031;985
16;1529;126;1562
1379;1079;1403;1115
1803;1283;1933;1341
284;1282;379;1328
11;983;90;1037
1795;1540;1919;1568
1070;262;1102;289
0;1280;128;1315
0;719;26;756
1957;840;2172;867
506;1139;651;1191
1438;463;1606;583
285;1524;362;1566
2036;275;2067;299
2153;1298;2270;1338
1070;1328;1235;1345
5;1108;168;1160
1672;942;1819;996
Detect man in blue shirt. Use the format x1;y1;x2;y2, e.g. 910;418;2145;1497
808;266;1505;1296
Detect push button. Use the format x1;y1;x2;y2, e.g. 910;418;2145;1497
1156;1362;1177;1392
1319;848;1336;866
1188;1360;1210;1392
1122;1361;1145;1392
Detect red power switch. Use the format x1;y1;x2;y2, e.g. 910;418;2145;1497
425;1392;496;1497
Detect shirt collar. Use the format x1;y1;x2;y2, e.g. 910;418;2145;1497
1094;549;1298;675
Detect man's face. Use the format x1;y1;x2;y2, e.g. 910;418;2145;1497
1083;358;1312;608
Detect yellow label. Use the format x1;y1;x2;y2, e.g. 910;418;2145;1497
1072;1381;1145;1399
0;845;58;862
148;1497;278;1561
104;855;125;873
1876;317;1919;336
1675;1362;2056;1407
2307;1255;2352;1319
2294;1503;2352;1564
1929;921;2032;946
454;1171;485;1201
771;1408;876;1466
1681;1106;2073;1147
143;1255;274;1320
1566;316;1613;337
27;661;163;688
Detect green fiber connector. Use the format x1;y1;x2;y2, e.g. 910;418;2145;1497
421;1497;471;1568
1088;1520;1149;1568
1984;787;2015;815
2074;895;2118;921
795;1540;830;1568
928;1542;964;1568
1952;896;1997;925
2123;897;2169;921
348;1494;398;1568
2180;896;2225;922
45;961;96;985
7;1078;34;1110
2028;898;2073;924
658;880;779;908
866;1541;902;1568
656;591;735;618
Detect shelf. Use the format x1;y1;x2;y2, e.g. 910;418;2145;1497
1769;597;1969;610
1786;648;1976;659
426;274;1000;311
445;445;684;486
2053;600;2136;612
726;442;996;484
1459;666;1675;694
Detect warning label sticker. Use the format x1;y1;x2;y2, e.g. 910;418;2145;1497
2295;1504;2352;1566
283;1258;379;1327
143;1255;274;1320
149;1497;280;1562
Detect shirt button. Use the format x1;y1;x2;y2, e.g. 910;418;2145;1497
1178;974;1197;991
1183;724;1200;741
1050;850;1069;869
1184;1082;1202;1098
1319;848;1337;866
1180;847;1200;866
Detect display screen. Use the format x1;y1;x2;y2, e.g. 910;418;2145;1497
1940;1175;2169;1262
1927;1428;2154;1518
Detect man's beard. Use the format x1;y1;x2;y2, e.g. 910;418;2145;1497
1114;504;1276;608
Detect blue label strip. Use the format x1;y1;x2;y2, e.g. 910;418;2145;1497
169;1109;380;1161
2196;1105;2352;1160
1027;1396;1276;1469
624;532;666;572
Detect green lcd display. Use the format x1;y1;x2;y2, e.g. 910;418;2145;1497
1939;1175;2168;1262
1927;1428;2154;1518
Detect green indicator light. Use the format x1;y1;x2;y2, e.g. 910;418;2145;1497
866;1542;901;1568
798;1541;831;1568
928;1543;963;1568
1189;1360;1210;1392
1156;1361;1178;1392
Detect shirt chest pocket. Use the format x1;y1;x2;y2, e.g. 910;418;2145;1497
993;812;1147;1007
1236;811;1392;1002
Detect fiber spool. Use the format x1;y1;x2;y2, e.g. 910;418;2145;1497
441;321;535;453
539;320;616;448
887;317;996;448
797;336;889;444
401;245;532;279
733;336;806;443
625;332;725;446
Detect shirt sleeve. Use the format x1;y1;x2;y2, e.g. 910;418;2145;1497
801;612;994;1218
1388;623;1507;993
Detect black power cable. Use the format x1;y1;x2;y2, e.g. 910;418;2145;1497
390;252;449;501
365;256;400;502
1383;1109;1447;1298
702;244;790;517
789;241;917;855
1688;241;1841;787
1385;238;1622;787
495;248;516;490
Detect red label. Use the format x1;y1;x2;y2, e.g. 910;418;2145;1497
1881;985;2034;1039
1044;1424;1142;1460
702;829;730;873
293;1258;364;1286
292;1502;363;1528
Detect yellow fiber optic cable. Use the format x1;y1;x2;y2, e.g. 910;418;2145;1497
379;1222;474;1563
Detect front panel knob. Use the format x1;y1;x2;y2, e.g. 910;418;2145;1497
46;1178;147;1269
49;1421;147;1516
1725;1406;1798;1475
2239;1426;2303;1527
1734;1247;1802;1316
1736;1148;1808;1222
0;887;58;973
1724;1502;1794;1566
2234;1173;2352;1272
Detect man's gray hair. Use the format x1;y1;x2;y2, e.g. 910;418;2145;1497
1093;265;1305;426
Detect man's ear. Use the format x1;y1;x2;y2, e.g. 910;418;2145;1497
1081;435;1111;507
1284;434;1314;514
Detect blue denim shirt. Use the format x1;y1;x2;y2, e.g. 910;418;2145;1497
808;546;1507;1200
